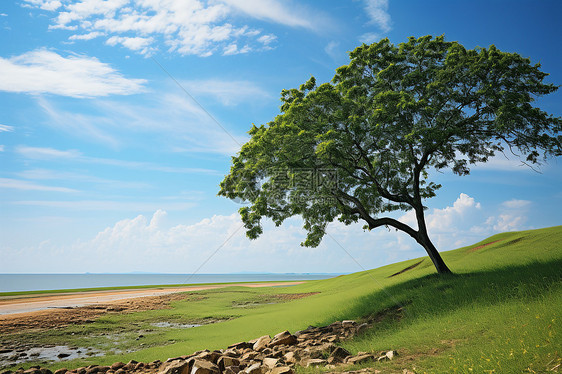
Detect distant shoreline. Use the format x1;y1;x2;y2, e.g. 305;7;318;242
0;273;341;294
0;281;308;316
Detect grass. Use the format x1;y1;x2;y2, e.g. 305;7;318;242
2;225;561;373
0;281;304;298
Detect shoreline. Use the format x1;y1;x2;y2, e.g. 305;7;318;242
0;281;306;316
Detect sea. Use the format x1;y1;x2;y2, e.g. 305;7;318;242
0;273;341;293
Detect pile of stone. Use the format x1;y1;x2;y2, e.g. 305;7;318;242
2;320;397;374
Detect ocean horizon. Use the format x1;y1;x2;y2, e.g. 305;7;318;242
0;273;342;293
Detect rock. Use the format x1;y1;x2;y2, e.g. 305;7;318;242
386;350;397;360
302;358;326;368
282;352;296;364
242;363;263;374
190;360;219;374
346;354;375;365
228;342;253;350
269;367;293;374
261;358;278;369
223;367;241;374
159;360;189;374
217;356;240;370
253;336;271;352
269;331;297;347
110;363;124;371
327;346;351;364
54;369;68;374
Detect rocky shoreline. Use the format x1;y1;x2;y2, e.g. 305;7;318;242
1;319;400;374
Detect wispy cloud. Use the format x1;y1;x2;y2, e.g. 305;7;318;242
182;79;269;106
360;0;391;44
0;178;78;193
18;169;151;189
15;145;220;174
0;49;146;98
33;89;248;155
0;124;15;132
22;0;329;56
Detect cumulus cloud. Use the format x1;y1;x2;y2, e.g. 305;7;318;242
0;49;146;98
22;0;329;56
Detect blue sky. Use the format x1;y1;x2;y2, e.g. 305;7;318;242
0;0;561;274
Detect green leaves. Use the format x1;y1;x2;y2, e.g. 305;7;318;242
218;35;561;255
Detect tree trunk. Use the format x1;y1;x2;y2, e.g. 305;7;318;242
416;229;452;274
414;204;452;274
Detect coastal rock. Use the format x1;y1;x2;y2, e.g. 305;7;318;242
159;360;189;374
252;336;271;352
269;367;293;374
190;360;219;374
269;331;297;347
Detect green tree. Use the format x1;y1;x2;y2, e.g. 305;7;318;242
219;35;561;274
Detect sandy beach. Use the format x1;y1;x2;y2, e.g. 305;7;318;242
0;282;305;316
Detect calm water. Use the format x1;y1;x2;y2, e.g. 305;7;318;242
0;273;340;292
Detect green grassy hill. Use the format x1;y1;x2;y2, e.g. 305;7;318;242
6;226;561;373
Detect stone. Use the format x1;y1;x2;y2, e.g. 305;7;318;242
346;354;374;365
385;350;397;360
54;369;68;374
217;356;240;370
223;367;241;374
327;346;351;364
269;331;297;347
228;342;253;350
269;367;293;374
110;363;124;371
302;358;326;368
190;360;219;374
356;323;369;335
159;361;190;374
282;352;296;364
261;358;278;369
243;363;263;374
252;336;271;352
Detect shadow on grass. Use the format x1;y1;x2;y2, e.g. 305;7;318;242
324;258;562;332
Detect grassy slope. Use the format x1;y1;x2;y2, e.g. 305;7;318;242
8;226;561;373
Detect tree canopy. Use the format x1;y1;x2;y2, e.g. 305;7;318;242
219;35;562;274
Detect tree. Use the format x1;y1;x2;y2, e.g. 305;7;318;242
218;35;562;274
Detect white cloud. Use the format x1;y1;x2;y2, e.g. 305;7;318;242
221;0;318;29
16;145;219;174
257;34;276;46
493;214;527;232
397;193;484;250
183;79;269;106
0;124;15;132
13;200;195;212
359;32;380;44
106;35;155;55
0;145;4;152
363;0;391;32
23;0;328;57
0;178;77;193
502;199;531;209
324;41;340;59
24;0;61;11
68;31;104;40
17;169;151;189
15;146;82;159
222;43;252;56
0;49;146;98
